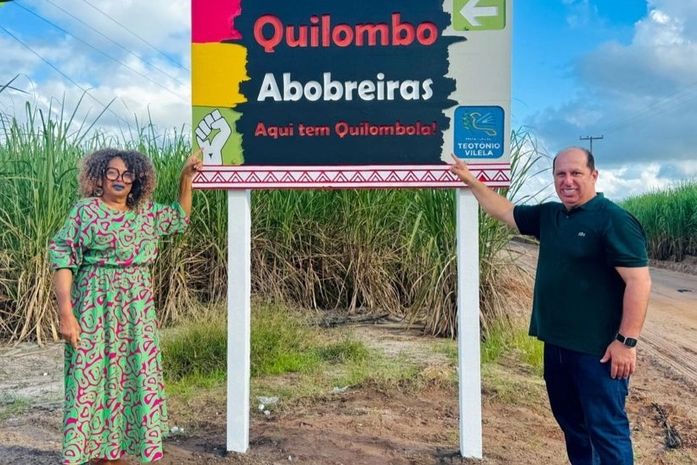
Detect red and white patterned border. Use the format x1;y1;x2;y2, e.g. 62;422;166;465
192;163;511;189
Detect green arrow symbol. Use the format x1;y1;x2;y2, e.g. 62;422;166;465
460;0;498;27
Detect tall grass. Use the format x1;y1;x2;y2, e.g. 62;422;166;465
0;101;97;342
0;98;540;343
251;131;544;338
622;182;697;261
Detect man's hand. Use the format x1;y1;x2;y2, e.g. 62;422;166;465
600;340;637;379
448;154;517;229
450;154;477;185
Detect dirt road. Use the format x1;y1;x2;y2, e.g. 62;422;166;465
642;267;697;386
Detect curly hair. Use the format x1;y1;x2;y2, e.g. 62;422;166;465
78;148;157;209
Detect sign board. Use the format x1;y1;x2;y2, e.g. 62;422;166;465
191;0;511;189
191;0;512;458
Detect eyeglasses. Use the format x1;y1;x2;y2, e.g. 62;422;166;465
105;167;135;184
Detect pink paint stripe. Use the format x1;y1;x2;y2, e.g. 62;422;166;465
192;0;241;43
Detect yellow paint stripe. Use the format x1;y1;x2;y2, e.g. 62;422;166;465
192;43;248;107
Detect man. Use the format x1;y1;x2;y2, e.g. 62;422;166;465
451;147;651;465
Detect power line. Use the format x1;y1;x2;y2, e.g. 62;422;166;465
37;0;186;88
595;69;697;136
0;24;130;127
602;84;697;136
12;1;187;103
78;0;190;73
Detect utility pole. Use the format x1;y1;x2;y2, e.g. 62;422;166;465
579;135;603;154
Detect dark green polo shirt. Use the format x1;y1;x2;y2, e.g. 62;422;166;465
513;194;648;356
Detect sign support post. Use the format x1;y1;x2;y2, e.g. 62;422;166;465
456;190;482;457
226;190;251;453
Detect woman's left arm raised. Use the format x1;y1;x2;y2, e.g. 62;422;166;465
179;150;203;216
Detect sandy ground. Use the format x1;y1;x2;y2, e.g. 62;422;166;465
1;249;696;465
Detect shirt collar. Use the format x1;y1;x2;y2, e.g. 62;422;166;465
565;193;604;214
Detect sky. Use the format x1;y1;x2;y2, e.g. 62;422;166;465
1;0;696;200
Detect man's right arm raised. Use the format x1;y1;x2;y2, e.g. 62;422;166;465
450;154;518;230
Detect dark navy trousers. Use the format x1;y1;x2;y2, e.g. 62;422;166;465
544;343;633;465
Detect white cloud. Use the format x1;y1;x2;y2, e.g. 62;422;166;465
596;163;675;200
1;0;192;137
527;0;697;184
0;36;41;74
647;0;697;40
25;0;191;56
563;0;601;29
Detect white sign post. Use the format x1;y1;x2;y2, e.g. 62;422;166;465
226;190;251;453
457;190;482;457
447;0;511;458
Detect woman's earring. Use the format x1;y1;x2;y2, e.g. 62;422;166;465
95;187;103;197
127;193;134;202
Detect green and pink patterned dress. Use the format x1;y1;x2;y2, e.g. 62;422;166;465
49;197;189;465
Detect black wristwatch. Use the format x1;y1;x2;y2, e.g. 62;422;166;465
616;333;638;348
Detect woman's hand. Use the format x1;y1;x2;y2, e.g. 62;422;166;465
59;310;81;349
179;149;202;216
181;149;203;179
53;269;79;348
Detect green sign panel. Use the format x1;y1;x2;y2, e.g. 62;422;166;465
453;0;505;31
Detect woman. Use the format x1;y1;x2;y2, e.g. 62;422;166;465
49;148;202;465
